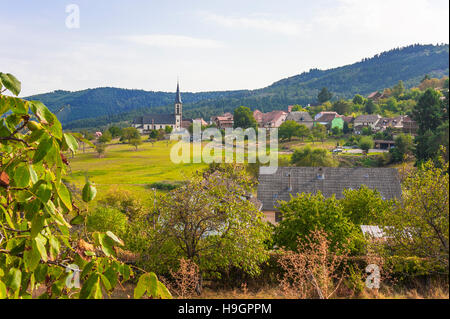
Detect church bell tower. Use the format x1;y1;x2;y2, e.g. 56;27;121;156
175;81;182;130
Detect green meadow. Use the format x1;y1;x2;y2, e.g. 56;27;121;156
65;139;278;201
66;140;208;200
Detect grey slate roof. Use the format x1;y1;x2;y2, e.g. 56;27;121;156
132;114;176;125
354;114;381;123
257;167;402;211
286;112;313;123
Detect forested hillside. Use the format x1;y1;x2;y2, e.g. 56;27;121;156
26;44;449;130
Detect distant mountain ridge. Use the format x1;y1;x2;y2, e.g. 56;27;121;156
25;44;449;130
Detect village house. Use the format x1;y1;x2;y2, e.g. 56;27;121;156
211;112;234;129
253;110;288;128
402;115;418;134
375;116;405;132
315;111;341;127
132;82;187;133
257;166;402;224
353;114;381;133
367;91;388;101
285;111;314;128
314;111;338;121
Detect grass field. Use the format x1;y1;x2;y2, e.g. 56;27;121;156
66;140;208;200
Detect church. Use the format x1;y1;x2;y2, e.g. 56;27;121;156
132;82;191;133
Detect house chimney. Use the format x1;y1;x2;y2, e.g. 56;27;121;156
288;105;293;113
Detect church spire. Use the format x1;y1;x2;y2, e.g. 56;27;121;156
175;80;182;104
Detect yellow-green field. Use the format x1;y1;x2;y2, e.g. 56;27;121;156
66;140;208;200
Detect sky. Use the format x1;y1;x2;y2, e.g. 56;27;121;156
0;0;449;96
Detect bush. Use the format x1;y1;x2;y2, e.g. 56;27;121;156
87;207;128;237
148;181;181;191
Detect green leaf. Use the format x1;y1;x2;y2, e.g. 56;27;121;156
106;231;124;246
157;281;173;299
31;212;45;238
119;264;131;281
134;272;158;299
35;182;52;203
63;133;78;153
70;214;85;225
94;233;115;257
56;182;72;211
33;137;53;163
34;264;48;283
13;165;31;188
0;73;21;96
30;101;54;126
92;280;103;299
24;241;42;272
49;236;60;260
79;273;98;299
100;274;112;291
34;235;48;262
6;268;22;291
103;266;118;288
0;281;6;299
28;165;38;184
82;181;97;202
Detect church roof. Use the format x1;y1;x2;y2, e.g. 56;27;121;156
132;114;176;125
175;82;182;104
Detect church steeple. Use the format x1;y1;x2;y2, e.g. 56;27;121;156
175;81;182;104
174;80;182;130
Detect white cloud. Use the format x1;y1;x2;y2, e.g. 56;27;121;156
122;34;225;49
314;0;449;41
201;12;304;36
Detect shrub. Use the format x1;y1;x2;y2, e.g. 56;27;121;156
148;181;181;191
278;230;349;299
87;207;128;237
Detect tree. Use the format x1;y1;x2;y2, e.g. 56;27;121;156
157;167;270;289
392;80;405;98
413;88;443;133
0;72;169;299
389;134;413;163
340;186;394;225
343;121;351;134
120;127;140;143
291;105;307;112
291;146;337;167
384;155;449;269
95;142;107;158
233;106;257;129
312;124;327;143
108;126;122;138
296;124;310;141
130;137;143;151
332;99;352;115
318;87;332;104
365;99;377;114
98;130;112;143
165;126;173;134
358;136;374;154
352;94;365;105
279;120;300;141
413;88;446;164
331;126;342;137
274;192;362;253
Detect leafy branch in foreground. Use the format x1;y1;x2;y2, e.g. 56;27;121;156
0;72;170;299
